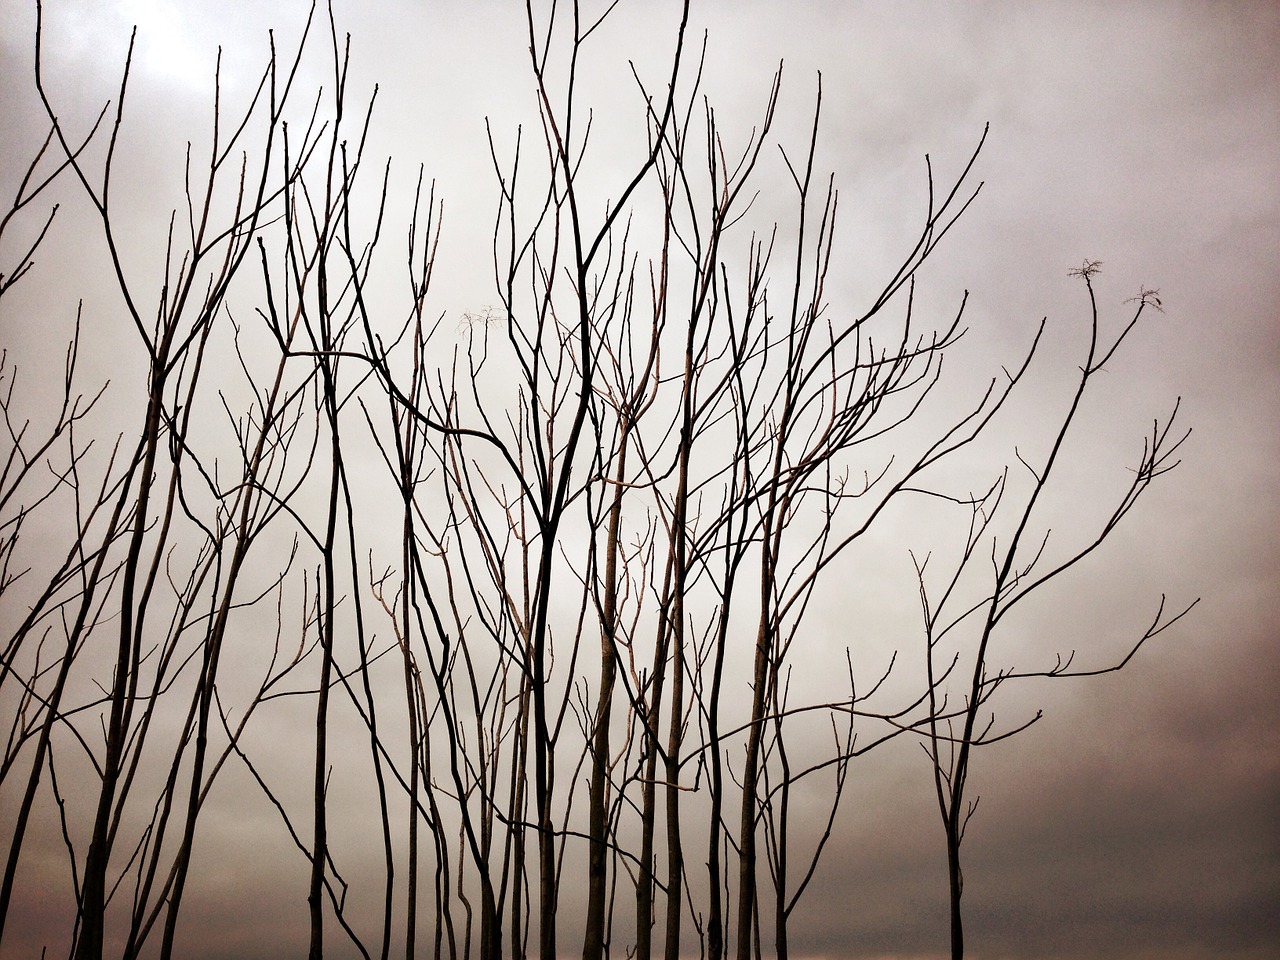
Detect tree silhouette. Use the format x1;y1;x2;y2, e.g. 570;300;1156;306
0;3;1195;959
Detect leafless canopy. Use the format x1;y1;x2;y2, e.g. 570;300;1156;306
0;3;1195;960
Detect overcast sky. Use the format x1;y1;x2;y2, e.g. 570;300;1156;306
1;2;1278;959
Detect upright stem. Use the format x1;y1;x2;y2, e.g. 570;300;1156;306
75;375;166;960
583;425;629;960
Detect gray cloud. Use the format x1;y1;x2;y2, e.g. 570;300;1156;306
1;1;1276;958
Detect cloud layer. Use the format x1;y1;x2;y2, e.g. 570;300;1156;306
1;2;1277;958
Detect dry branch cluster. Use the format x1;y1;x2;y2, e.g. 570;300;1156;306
0;4;1193;960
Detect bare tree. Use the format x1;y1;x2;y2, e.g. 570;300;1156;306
0;3;1195;959
911;261;1197;960
1;5;328;958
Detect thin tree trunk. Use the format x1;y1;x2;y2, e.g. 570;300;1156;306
75;381;167;960
948;826;964;960
583;426;629;960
